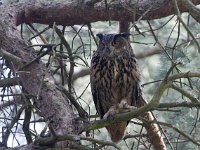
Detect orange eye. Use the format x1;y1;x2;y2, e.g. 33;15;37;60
112;39;118;46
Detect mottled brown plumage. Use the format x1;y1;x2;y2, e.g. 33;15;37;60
90;33;140;143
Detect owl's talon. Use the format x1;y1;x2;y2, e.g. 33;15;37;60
103;112;116;120
103;105;118;119
118;99;136;112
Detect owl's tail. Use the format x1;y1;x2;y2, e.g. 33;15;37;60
106;122;127;143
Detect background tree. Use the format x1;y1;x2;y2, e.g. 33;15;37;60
0;0;200;149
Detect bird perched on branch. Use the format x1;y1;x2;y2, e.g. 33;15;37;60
90;33;140;143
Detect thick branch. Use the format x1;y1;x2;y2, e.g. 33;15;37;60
2;0;199;26
85;102;200;132
84;72;200;140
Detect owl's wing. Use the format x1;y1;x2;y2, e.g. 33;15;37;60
131;84;140;106
90;53;105;118
130;57;141;106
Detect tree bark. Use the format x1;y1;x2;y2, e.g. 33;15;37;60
0;2;79;149
2;0;199;27
137;92;166;150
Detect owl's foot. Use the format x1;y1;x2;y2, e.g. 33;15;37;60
103;100;136;119
103;105;119;119
118;99;136;112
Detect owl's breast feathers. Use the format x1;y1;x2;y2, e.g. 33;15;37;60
91;51;140;118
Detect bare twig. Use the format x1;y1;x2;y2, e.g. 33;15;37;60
2;106;25;147
157;102;200;109
23;99;33;144
27;24;48;44
170;84;199;103
173;0;200;53
55;26;75;93
36;134;121;150
56;85;88;119
0;77;21;87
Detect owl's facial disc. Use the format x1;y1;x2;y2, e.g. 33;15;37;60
112;33;131;51
112;33;131;44
96;33;131;54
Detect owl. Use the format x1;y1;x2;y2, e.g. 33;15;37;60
90;33;140;143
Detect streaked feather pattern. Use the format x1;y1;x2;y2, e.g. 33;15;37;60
90;33;140;142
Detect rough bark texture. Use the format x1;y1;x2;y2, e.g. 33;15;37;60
0;0;200;149
4;0;200;27
0;2;78;148
119;21;130;33
137;92;166;150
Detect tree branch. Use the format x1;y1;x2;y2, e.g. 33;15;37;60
157;102;200;108
0;77;21;87
180;0;200;23
172;0;200;53
2;0;199;26
84;72;200;131
0;2;79;148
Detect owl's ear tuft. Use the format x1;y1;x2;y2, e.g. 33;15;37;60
96;33;104;41
113;33;131;43
120;33;131;39
113;34;120;44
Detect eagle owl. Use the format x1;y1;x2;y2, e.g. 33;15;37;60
90;33;140;143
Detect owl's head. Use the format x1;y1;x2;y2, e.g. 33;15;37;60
96;33;131;54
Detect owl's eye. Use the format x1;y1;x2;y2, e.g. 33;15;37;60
113;34;120;42
111;41;116;46
112;34;120;46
